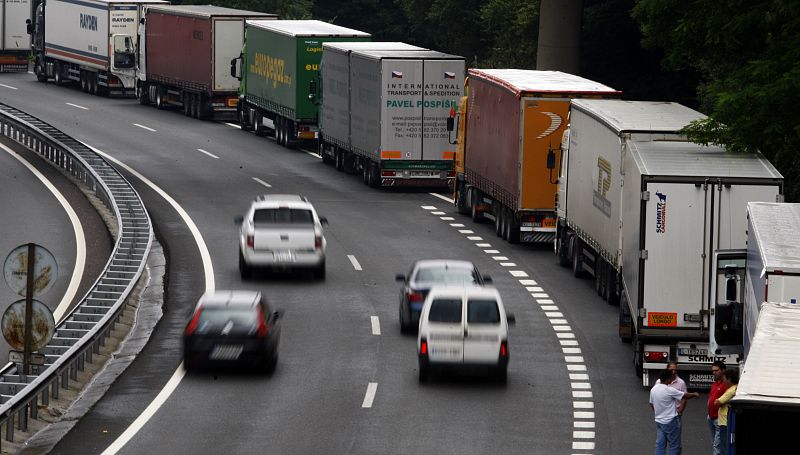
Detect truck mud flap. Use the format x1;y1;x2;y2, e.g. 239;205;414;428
380;177;451;188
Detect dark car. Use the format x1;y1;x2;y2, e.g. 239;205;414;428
396;260;491;333
184;290;281;373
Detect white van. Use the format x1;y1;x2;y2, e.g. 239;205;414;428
417;286;515;383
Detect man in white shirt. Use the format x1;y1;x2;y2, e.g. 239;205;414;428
655;362;688;415
650;368;700;455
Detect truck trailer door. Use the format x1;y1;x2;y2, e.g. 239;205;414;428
381;58;423;161
420;59;464;161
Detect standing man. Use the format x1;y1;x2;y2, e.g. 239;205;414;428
650;368;700;455
656;362;688;415
707;361;727;455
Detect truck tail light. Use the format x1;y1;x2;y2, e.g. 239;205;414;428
644;351;668;362
247;234;254;249
185;308;203;336
407;291;424;302
381;170;396;177
420;339;428;356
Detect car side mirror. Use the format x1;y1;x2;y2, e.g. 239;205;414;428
319;216;329;226
234;215;244;225
482;275;493;284
506;312;516;325
395;274;406;283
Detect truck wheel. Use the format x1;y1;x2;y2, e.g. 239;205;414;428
155;87;165;109
470;190;483;222
90;76;98;95
596;260;606;297
53;63;63;85
239;108;252;132
197;95;210;120
182;93;191;116
606;271;619;306
557;232;571;267
34;61;47;83
80;71;87;92
494;207;503;237
507;209;520;244
618;293;632;343
285;119;296;148
362;160;370;185
572;238;585;278
137;83;149;105
254;112;265;137
335;149;344;172
455;184;470;215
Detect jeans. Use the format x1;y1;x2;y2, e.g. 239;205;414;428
707;416;721;455
719;425;728;455
655;416;681;455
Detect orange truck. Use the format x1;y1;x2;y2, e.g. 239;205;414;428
450;69;619;243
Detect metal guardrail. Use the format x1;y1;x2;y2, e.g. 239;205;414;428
0;102;153;447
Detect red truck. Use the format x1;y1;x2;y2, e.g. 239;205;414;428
135;5;276;119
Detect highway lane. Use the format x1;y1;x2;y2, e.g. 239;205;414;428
0;72;711;454
0;136;111;367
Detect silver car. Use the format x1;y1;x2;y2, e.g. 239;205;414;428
236;194;327;280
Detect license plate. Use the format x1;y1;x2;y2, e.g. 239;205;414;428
411;171;435;177
430;346;461;359
209;345;243;361
678;348;707;356
273;250;295;263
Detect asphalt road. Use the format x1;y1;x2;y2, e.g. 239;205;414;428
0;73;715;455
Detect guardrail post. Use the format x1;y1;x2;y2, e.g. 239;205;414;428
86;347;93;364
6;416;13;442
61;370;68;389
77;354;84;372
70;362;78;380
30;396;37;420
18;407;27;432
41;385;49;406
51;379;59;400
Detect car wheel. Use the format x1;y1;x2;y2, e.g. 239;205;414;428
495;365;508;385
183;355;197;373
418;362;429;383
313;262;326;280
399;305;410;334
263;351;278;375
239;250;252;280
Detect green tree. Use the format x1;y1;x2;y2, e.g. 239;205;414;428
633;0;800;200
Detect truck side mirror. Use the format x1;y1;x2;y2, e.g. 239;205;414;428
230;55;242;80
546;148;556;170
446;116;454;132
725;277;737;302
26;19;33;35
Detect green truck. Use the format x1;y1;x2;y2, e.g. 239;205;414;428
231;20;370;147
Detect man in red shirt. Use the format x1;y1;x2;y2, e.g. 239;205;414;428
707;361;727;455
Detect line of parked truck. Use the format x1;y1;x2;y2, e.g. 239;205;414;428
10;0;800;419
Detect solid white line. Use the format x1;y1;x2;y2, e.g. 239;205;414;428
133;123;156;132
223;122;241;129
66;102;89;110
0;83;18;90
101;366;187;455
252;177;272;188
348;254;362;271
371;316;381;335
197;149;219;159
362;382;378;408
83;144;214;454
0;144;86;323
429;192;453;203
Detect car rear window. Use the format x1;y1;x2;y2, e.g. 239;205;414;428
467;299;500;323
253;208;313;225
414;266;477;285
198;307;256;325
428;298;462;323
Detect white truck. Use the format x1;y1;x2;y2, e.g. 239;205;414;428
318;48;464;188
1;0;31;72
556;99;783;388
29;0;165;95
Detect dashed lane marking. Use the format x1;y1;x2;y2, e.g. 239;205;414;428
252;177;272;188
362;382;378;408
133;123;156;132
371;316;381;335
0;83;18;90
348;255;362;271
66;102;88;110
197;149;219;159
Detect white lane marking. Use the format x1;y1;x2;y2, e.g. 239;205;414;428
527;286;544;292
532;293;550;299
493;256;508;261
348;254;362;271
101;366;187;455
197;149;219;159
85;144;214;454
541;305;559;311
560;340;579;346
0;83;18;90
557;333;576;339
429;192;453;203
573;430;595;438
431;211;445;215
467;236;482;241
362;382;378;408
500;262;516;267
371;316;381;335
306;151;322;159
550;319;568;325
483;249;499;254
458;229;474;234
510;270;528;277
572;382;591;389
133;123;156;132
421;205;437;210
449;223;465;227
573;391;593;399
573;401;594;409
475;243;491;247
223;122;241;129
573;441;595;450
575;421;595;428
1;144;86;323
570;373;590;381
565;356;584;363
440;216;454;221
66;102;89;110
553;326;572;332
563;348;581;354
537;299;554;304
252;177;272;188
574;411;595;419
567;364;587;371
519;279;538;286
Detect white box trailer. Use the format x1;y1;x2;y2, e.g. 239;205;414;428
556;99;783;388
30;0;166;95
709;203;800;359
319;41;425;164
340;49;464;188
0;0;31;72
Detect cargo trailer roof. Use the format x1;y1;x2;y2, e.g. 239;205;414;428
572;99;704;133
351;50;463;60
246;20;370;37
628;140;782;179
747;202;800;274
84;0;166;4
144;5;278;18
732;303;800;408
323;42;426;52
468;69;619;98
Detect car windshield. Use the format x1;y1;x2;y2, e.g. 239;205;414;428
254;208;313;226
428;298;462;323
467;299;500;323
414;265;477;284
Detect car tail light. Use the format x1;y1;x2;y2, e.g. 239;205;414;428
315;234;322;250
500;340;508;358
185;308;203;336
420;339;428;356
381;170;396;177
644;351;668;362
256;306;270;338
407;291;424;302
247;234;254;249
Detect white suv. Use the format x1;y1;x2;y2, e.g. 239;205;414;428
236;194;327;280
417;286;515;383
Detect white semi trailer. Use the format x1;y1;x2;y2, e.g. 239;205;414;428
29;0;165;95
1;0;31;72
556;99;783;388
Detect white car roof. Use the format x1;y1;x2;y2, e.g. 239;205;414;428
250;194;315;210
